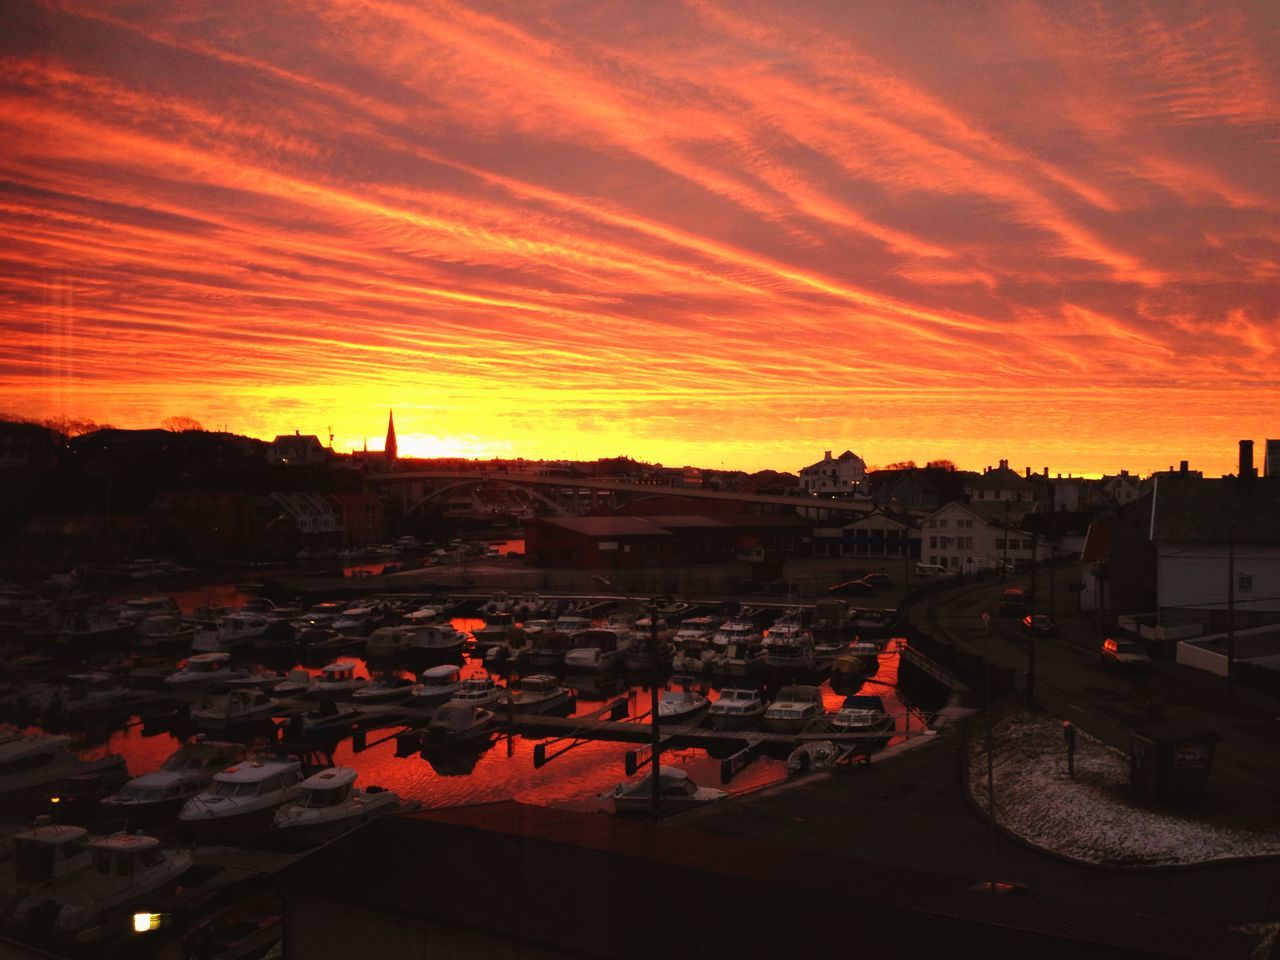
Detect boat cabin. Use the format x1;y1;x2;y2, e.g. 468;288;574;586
207;760;303;799
295;767;357;808
419;665;461;686
10;821;88;884
87;834;169;881
316;661;357;685
181;653;233;674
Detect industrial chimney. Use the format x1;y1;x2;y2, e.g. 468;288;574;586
1239;440;1254;481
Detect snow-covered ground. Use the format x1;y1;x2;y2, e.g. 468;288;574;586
967;708;1280;866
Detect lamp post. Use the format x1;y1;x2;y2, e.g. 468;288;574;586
982;609;995;880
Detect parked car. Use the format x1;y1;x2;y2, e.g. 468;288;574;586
915;563;951;578
999;587;1028;616
1100;637;1151;669
1022;614;1057;637
859;573;893;588
828;580;874;596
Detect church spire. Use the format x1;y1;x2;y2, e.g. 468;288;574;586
384;409;397;466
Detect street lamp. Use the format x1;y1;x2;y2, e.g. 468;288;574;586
981;609;995;880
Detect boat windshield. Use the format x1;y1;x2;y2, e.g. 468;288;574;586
210;780;260;798
299;784;350;807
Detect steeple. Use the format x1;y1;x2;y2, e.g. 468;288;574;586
384;409;397;466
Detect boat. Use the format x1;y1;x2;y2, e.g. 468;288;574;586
854;609;898;636
351;672;415;704
528;614;591;668
409;623;469;660
365;626;414;659
831;647;870;679
707;686;768;730
163;652;249;693
470;612;517;655
331;603;386;638
305;660;368;699
410;664;464;707
0;731;128;819
657;688;709;723
564;627;630;673
621;627;673;672
424;703;501;744
670;621;718;674
786;739;843;775
272;767;413;846
11;833;191;943
812;638;845;671
829;694;895;738
508;675;574;715
0;819;92;922
607;768;726;815
446;674;509;710
191;611;270;654
99;739;245;826
134;614;198;652
47;672;147;724
763;685;826;734
709;639;765;677
224;668;284;692
810;598;849;642
271;669;313;697
178;755;306;842
712;618;761;654
190;689;282;734
295;627;359;662
116;596;180;625
762;630;817;672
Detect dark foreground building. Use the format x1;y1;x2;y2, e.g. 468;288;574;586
277;802;1255;960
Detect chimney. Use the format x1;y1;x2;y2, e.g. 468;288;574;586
1179;460;1188;474
1043;467;1048;477
1024;466;1031;478
824;450;832;461
1239;440;1254;480
998;459;1007;470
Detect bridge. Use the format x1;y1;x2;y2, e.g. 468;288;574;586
366;470;877;520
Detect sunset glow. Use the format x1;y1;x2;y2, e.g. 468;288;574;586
3;1;1277;474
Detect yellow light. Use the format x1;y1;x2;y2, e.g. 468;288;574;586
133;912;160;933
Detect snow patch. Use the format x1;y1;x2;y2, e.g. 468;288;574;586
968;709;1280;866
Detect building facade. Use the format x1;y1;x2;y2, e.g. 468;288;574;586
799;450;866;495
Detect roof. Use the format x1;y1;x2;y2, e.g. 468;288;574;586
1151;477;1280;543
968;466;1033;490
214;758;299;783
299;767;357;789
277;801;1257;960
533;516;673;538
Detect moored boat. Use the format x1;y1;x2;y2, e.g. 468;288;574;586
178;755;305;842
763;685;826;734
607;768;726;815
272;767;413;846
99;738;245;826
410;664;463;707
707;686;768;730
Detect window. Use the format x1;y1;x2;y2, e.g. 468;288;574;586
929;536;937;548
1238;574;1254;593
938;519;948;527
995;539;1006;549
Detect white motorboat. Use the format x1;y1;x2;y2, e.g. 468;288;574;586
191;611;270;654
829;694;895;737
305;660;368;699
470;612;516;654
564;627;630;673
763;630;817;672
707;687;768;730
224;668;284;692
351;672;415;704
446;675;509;710
178;756;305;842
0;819;91;922
508;675;574;715
164;653;249;693
425;703;500;744
607;768;726;815
657;688;709;723
11;833;190;943
190;689;281;734
812;638;845;670
763;685;826;734
99;739;244;826
670;622;718;674
272;767;412;846
410;665;463;706
621;627;673;672
712;618;761;654
0;731;127;818
331;603;385;637
117;596;180;625
409;623;468;658
365;626;414;659
709;640;765;677
528;614;591;668
271;669;312;697
135;614;198;652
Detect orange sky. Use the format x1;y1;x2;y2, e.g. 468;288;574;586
2;1;1277;476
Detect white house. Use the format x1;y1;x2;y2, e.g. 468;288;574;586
799;450;866;495
813;510;918;560
268;432;328;466
1150;475;1280;635
920;501;1037;572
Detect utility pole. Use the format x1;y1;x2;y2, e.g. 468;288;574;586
1048;485;1057;624
1027;526;1037;708
982;610;995;882
1001;500;1010;579
1227;528;1235;697
649;600;662;820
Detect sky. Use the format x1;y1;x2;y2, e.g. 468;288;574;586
2;0;1277;476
